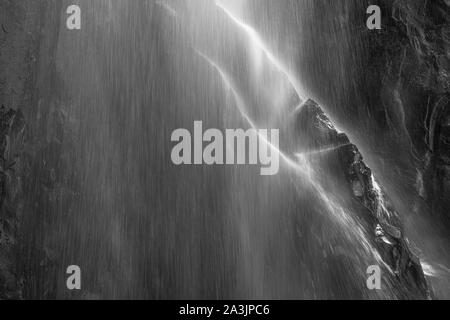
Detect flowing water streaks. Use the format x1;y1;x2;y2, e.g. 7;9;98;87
215;1;307;104
294;143;352;157
156;0;178;18
197;49;387;272
161;0;418;290
371;176;393;220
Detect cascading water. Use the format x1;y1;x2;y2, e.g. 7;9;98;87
4;0;448;300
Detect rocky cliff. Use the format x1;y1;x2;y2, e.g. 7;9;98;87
292;99;431;299
382;0;450;228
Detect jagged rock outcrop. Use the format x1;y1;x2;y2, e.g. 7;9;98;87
0;105;25;299
293;99;431;299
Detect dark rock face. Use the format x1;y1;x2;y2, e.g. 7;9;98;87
291;0;449;235
385;0;450;228
0;0;65;299
282;0;449;296
293;99;431;299
0;106;25;299
423;95;450;225
391;0;449;94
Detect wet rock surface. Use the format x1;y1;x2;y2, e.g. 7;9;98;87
293;99;431;299
0;0;41;300
291;0;449;231
0;106;25;299
0;0;65;299
382;0;450;229
280;0;449;296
